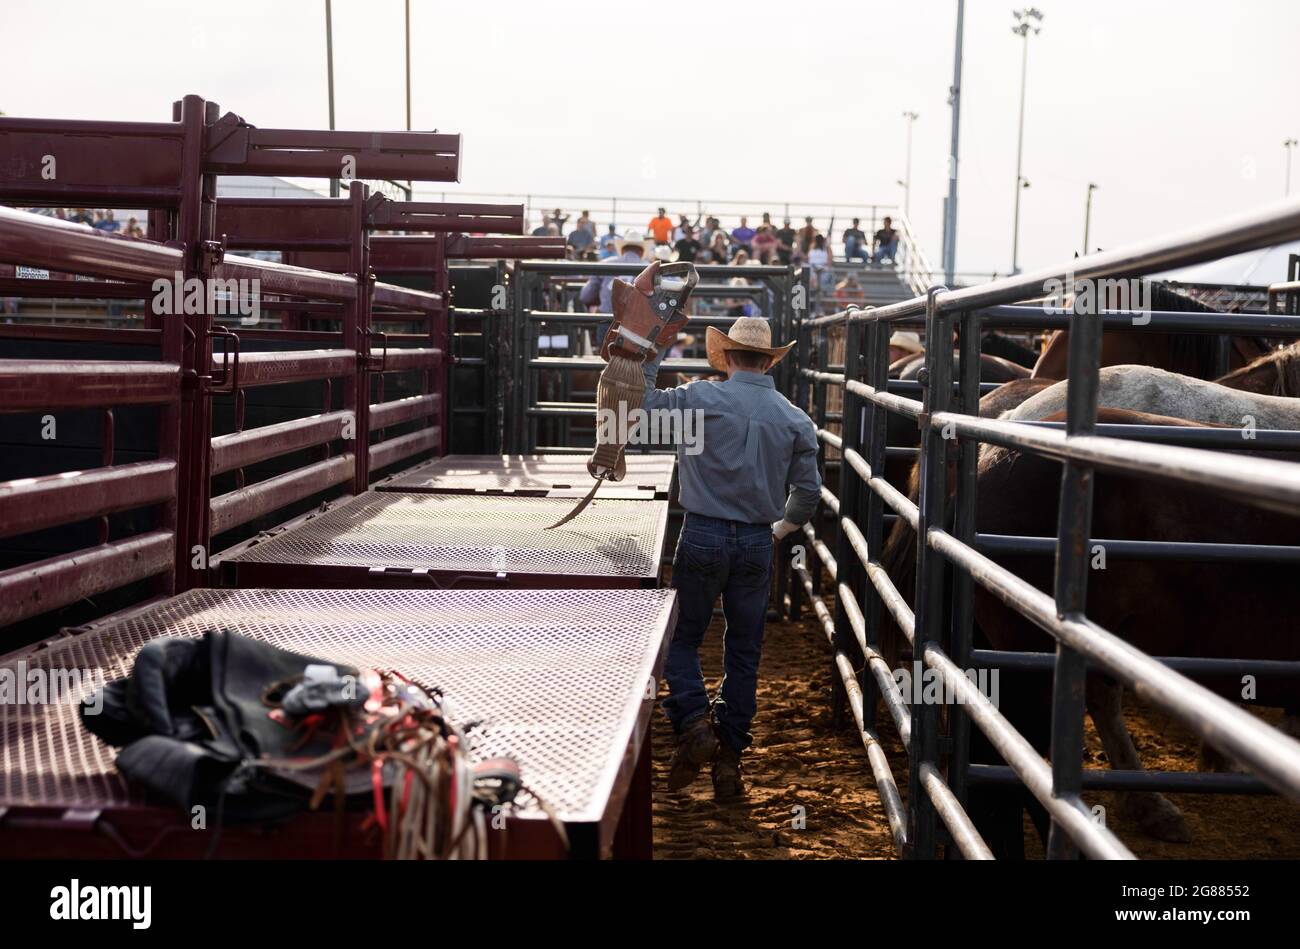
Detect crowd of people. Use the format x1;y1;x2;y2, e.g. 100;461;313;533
24;206;146;237
534;206;902;271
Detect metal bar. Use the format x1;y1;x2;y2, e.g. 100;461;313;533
368;426;441;472
921;642;1135;860
968;764;1271;795
931;413;1300;514
0;530;174;628
1045;299;1104;860
379;347;441;372
976;533;1300;563
927;528;1300;800
946;307;982;833
0;460;176;541
209;454;354;536
795;565;909;851
210;349;357;388
371;283;443;313
369;393;440;428
918;763;993;860
0;206;184;282
970;649;1300;679
1009;421;1300;451
0;360;180;412
205;125;462;182
974;305;1300;336
906;286;952;858
210;411;354;475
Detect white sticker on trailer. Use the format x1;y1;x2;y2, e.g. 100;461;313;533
16;266;49;279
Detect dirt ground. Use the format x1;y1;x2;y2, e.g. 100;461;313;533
650;608;1300;860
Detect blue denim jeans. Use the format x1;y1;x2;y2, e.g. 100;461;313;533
872;240;899;264
663;513;774;754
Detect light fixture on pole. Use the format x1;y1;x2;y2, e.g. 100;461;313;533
1082;183;1098;257
901;111;919;219
1286;138;1297;197
405;0;413;200
325;0;338;198
1010;7;1043;275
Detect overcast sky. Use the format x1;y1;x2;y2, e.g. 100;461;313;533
4;0;1299;276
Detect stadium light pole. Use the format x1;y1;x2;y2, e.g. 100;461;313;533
1082;182;1098;257
325;0;338;198
405;0;413;200
1010;7;1043;275
942;0;965;286
901;111;919;219
1286;138;1297;197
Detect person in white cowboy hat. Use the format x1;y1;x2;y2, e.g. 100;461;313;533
581;230;648;316
888;330;923;365
630;262;821;800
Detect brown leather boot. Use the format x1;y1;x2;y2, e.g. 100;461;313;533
711;744;746;801
667;716;720;791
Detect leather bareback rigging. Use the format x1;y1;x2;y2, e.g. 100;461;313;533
546;262;698;530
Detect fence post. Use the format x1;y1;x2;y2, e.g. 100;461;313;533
908;284;953;858
1045;291;1103;860
945;306;982;848
860;315;889;729
832;313;865;732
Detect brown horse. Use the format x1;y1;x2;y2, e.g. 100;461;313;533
1030;282;1273;381
1032;328;1270;380
1212;339;1300;396
876;398;1300;852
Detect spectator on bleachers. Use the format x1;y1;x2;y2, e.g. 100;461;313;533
708;230;731;266
833;273;865;307
796;216;819;256
124;216;144;238
567;224;594;259
576;210;595;236
775;218;797;266
807;234;833;291
647;207;673;246
751;225;778;264
673;213;700;242
698;215;721;248
674;224;702;263
580;230;647;314
843;218;869;262
872;216;900;265
730;216;755;256
548;208;569;234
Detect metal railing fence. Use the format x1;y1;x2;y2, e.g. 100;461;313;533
788;196;1300;859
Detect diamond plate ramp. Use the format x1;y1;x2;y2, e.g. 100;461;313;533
0;587;677;854
225;492;669;588
380;453;676;499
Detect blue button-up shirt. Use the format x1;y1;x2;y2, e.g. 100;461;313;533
641;355;821;526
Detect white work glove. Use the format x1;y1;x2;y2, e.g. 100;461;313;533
771;519;799;541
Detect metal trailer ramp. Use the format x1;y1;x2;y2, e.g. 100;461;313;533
0;587;677;859
378;453;677;499
221;491;669;588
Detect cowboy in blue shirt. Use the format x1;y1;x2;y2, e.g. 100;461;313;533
639;289;821;799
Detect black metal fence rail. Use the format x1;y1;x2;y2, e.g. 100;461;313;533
786;197;1300;860
507;260;806;454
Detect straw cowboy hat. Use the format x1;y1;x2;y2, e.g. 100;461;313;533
889;331;923;354
706;317;796;373
616;229;648;255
